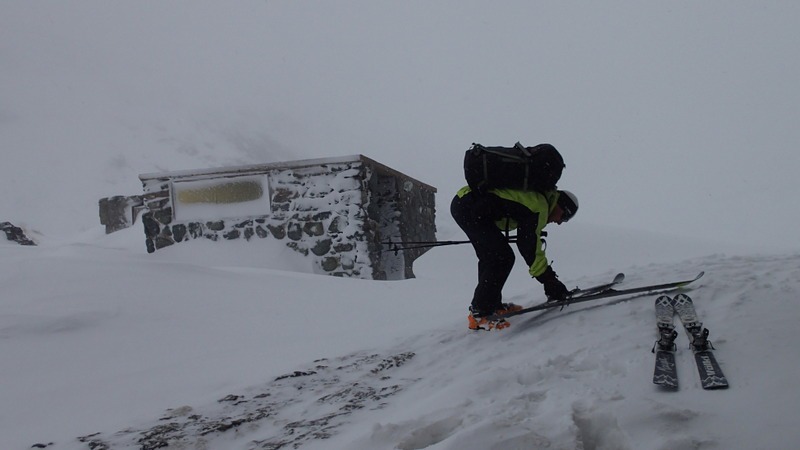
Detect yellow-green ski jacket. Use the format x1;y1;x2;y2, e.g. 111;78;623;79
457;186;558;277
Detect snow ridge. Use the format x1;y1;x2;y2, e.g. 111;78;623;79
6;237;800;450
77;352;418;449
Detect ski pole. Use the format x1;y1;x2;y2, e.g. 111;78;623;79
381;237;520;254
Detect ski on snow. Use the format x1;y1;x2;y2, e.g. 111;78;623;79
673;293;729;390
569;272;625;297
488;272;704;321
652;295;679;389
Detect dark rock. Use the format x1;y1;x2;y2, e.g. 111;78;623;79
328;216;347;234
287;223;303;241
286;242;308;256
153;207;173;225
206;220;225;231
141;213;161;239
312;211;332;221
0;222;36;246
333;242;354;253
155;236;174;250
303;222;324;237
321;256;339;272
188;223;204;239
311;239;332;256
272;188;298;203
267;224;285;239
172;224;187;242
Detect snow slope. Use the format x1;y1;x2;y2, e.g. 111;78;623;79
2;225;798;449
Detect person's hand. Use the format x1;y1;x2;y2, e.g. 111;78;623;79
536;266;569;301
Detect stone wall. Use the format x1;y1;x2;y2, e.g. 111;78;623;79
99;195;144;234
136;155;436;280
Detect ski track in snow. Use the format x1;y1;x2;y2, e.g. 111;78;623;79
44;252;800;450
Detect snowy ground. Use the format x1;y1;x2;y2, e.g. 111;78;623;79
2;224;799;450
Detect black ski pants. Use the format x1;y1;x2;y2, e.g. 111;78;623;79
451;191;529;314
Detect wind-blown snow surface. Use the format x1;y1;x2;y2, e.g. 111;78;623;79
2;225;799;450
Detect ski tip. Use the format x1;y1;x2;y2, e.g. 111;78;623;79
613;272;625;283
680;272;705;286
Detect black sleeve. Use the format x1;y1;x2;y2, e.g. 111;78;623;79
515;211;540;267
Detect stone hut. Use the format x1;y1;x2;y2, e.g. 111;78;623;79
120;155;436;280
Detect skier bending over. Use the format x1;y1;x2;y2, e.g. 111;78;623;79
450;186;579;330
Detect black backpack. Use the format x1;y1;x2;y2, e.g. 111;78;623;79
464;142;565;193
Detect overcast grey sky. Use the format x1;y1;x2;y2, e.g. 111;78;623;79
2;1;798;251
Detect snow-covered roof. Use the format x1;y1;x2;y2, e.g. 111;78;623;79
138;154;436;192
138;155;364;182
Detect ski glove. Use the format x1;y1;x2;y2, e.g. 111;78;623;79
536;266;569;301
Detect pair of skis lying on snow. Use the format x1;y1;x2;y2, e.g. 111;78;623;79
486;271;702;319
653;294;729;390
486;271;727;390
